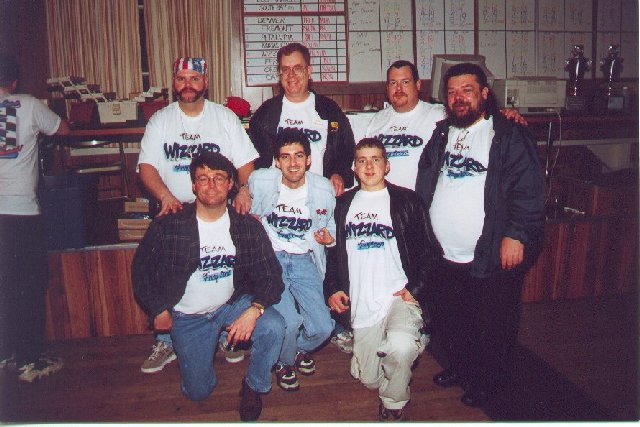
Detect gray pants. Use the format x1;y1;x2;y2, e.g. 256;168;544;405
350;298;424;410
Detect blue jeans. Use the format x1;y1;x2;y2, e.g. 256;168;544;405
170;294;284;400
272;251;334;366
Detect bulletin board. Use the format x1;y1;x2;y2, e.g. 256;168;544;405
241;0;639;87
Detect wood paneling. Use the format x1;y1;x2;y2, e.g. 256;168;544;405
45;248;149;341
521;215;639;303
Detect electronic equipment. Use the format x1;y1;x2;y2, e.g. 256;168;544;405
493;79;567;111
430;54;495;102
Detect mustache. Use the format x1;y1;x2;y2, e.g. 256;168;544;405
451;101;470;108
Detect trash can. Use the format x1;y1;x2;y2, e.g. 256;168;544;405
38;174;97;250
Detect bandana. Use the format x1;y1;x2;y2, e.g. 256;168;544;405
173;57;208;75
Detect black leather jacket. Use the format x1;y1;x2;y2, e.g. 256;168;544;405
323;183;438;324
248;92;355;188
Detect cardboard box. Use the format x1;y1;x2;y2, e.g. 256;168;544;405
118;228;147;241
117;217;151;230
124;199;150;213
98;101;138;123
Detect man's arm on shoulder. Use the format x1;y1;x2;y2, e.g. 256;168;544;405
232;161;254;215
138;163;183;216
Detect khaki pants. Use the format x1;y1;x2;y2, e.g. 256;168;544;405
350;298;424;410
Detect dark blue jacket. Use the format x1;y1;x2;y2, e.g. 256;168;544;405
248;92;355;188
415;114;545;278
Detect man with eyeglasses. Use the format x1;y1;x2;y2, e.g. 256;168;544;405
137;57;259;373
248;43;355;197
132;151;285;421
324;138;434;421
248;127;336;392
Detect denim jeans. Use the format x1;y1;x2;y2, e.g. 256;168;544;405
272;251;334;366
170;294;284;400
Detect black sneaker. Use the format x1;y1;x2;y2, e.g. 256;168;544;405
239;378;262;421
294;351;315;375
378;400;408;421
275;362;300;391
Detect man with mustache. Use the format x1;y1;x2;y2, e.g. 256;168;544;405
365;60;525;191
415;63;545;407
136;57;259;374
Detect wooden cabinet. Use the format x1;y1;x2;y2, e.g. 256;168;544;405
45;246;149;340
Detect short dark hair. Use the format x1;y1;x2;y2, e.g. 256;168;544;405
354;137;387;160
443;62;499;115
0;53;19;87
189;152;237;184
277;43;310;67
387;60;419;82
274;127;311;160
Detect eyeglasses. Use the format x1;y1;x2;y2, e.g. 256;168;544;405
387;79;414;88
278;65;307;76
195;174;229;186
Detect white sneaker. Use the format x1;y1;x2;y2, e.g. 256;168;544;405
18;355;63;383
218;342;245;363
330;330;354;354
141;341;176;373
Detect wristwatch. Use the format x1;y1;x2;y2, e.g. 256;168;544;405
251;302;265;317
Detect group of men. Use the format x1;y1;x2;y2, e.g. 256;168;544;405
0;41;544;422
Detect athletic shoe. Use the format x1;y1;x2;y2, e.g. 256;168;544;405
294;351;316;375
378;400;408;421
218;341;245;364
140;341;176;373
274;362;300;391
330;330;353;354
17;355;63;383
0;354;15;370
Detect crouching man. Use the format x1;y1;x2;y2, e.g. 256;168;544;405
324;138;434;421
132;152;285;421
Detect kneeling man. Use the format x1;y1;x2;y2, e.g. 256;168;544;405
325;138;433;421
132;152;285;421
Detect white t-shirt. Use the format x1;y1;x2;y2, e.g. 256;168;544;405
429;117;494;263
345;188;408;329
365;100;445;190
278;92;328;177
137;100;258;203
174;211;236;314
262;182;312;254
0;94;62;215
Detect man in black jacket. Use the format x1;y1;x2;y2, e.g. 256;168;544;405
415;63;545;407
324;138;433;421
132;152;285;421
248;42;355;195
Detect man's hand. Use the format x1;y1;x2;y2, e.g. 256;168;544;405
329;174;345;196
158;193;183;216
393;287;417;303
232;185;252;215
500;237;524;270
328;291;350;314
500;108;528;126
153;310;172;332
314;227;335;246
226;306;260;346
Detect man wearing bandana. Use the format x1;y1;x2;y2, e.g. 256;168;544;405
137;57;259;373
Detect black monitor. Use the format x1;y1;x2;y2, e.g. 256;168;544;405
429;54;495;103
